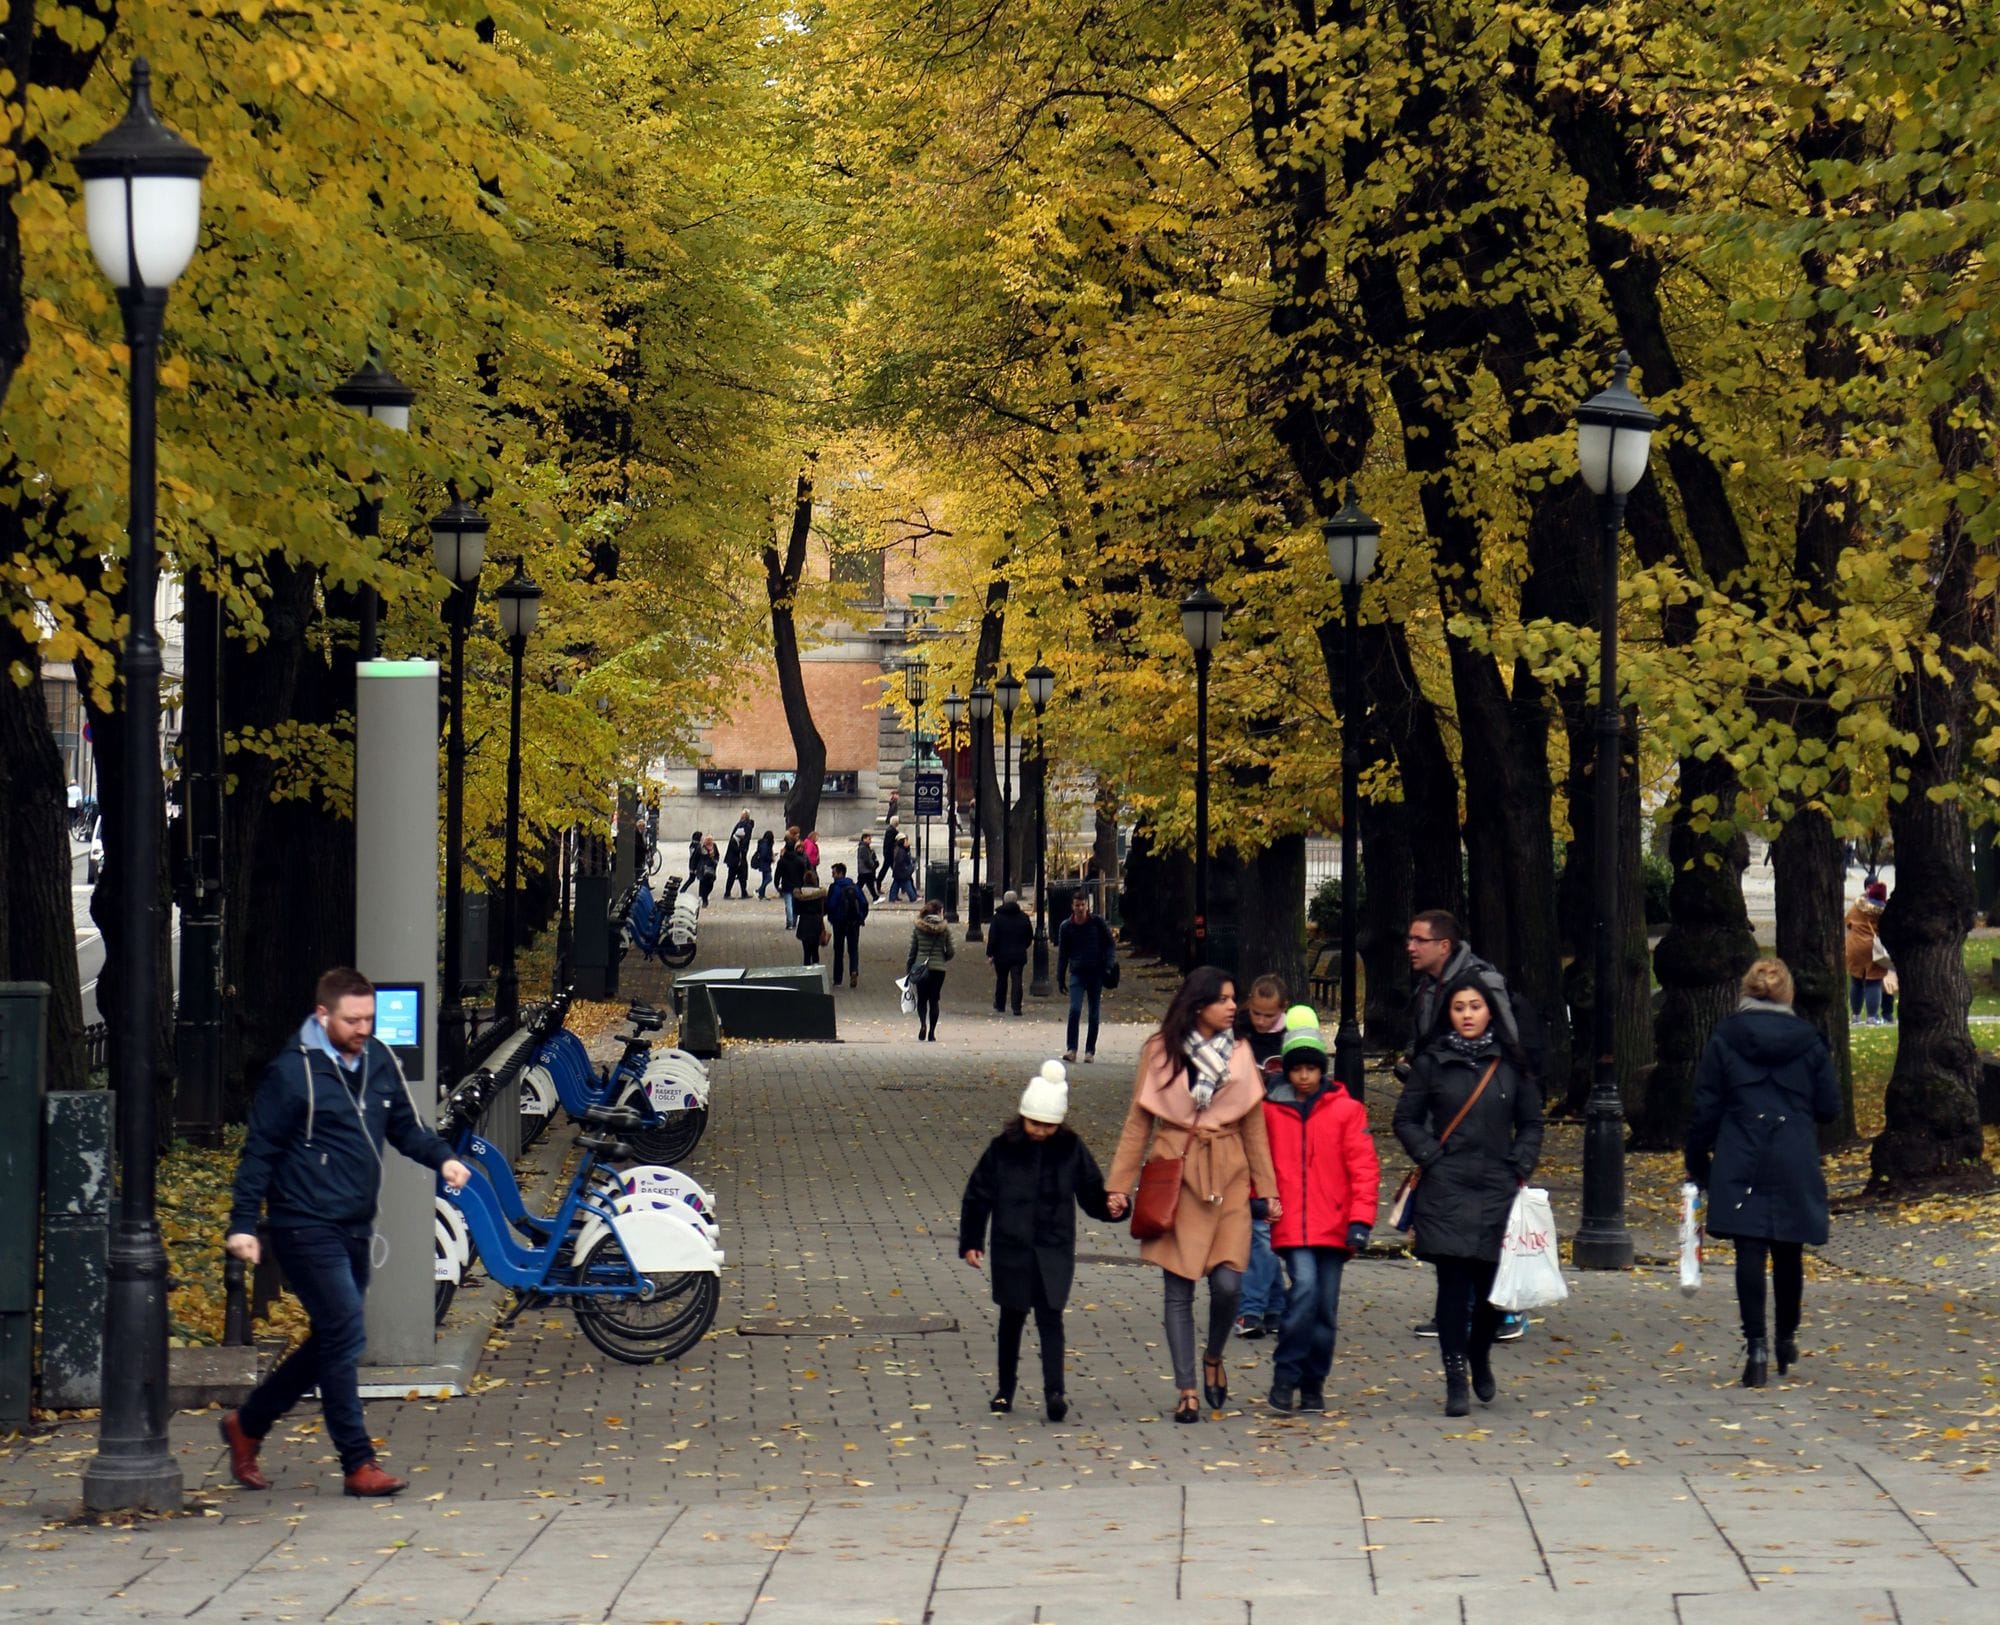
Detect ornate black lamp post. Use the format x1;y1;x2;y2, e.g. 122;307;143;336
966;682;993;941
431;500;488;1080
904;656;928;882
1025;660;1056;996
77;58;209;1516
1323;487;1380;1099
493;563;542;1022
1571;351;1657;1272
330;353;415;661
1178;586;1226;969
942;689;966;921
995;667;1021;896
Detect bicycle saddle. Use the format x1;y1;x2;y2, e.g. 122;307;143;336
581;1106;642;1131
575;1133;632;1160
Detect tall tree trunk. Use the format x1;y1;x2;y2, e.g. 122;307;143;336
1774;812;1853;1145
1357;789;1411;1051
1215;837;1306;1000
763;462;825;837
0;620;88;1089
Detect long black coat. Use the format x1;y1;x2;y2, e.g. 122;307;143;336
958;1128;1113;1310
1393;1041;1543;1263
1685;1004;1840;1245
985;903;1033;968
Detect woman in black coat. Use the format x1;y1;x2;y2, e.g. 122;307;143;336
1393;972;1543;1417
959;1062;1115;1420
792;866;827;965
1685;956;1841;1388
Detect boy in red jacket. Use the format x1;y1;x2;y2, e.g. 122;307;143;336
1262;1007;1379;1411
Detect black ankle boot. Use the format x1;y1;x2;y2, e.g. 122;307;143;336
990;1391;1013;1413
1045;1390;1068;1423
1468;1342;1496;1404
1742;1337;1769;1389
1443;1354;1471;1417
1776;1335;1798;1377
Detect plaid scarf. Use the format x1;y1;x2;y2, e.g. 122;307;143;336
1183;1028;1235;1109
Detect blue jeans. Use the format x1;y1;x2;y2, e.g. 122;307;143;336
1065;979;1102;1055
1273;1246;1346;1391
888;875;918;902
783;891;797;928
239;1223;376;1471
1241;1218;1283;1320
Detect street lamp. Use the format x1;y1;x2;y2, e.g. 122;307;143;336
431;499;489;1080
1179;585;1226;969
995;667;1022;897
331;352;416;661
1324;486;1381;1100
904;657;928;886
967;683;993;941
1025;660;1056;997
493;563;543;1023
1571;350;1656;1273
942;689;966;922
77;57;209;1516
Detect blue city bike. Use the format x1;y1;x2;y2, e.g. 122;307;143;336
518;1004;709;1165
441;1106;721;1363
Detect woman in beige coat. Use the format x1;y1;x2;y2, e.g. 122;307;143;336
1109;966;1281;1423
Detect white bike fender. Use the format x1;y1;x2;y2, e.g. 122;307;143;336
519;1065;557;1116
579;1209;721;1273
434;1197;472;1268
609;1193;720;1245
619;1165;719;1215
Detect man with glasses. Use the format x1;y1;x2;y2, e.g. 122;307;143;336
1400;910;1538;1345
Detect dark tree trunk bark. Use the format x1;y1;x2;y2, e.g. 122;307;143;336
1357;788;1411;1051
1092;780;1118;885
1214;836;1306;1002
0;619;88;1090
1774;812;1853;1145
763;463;826;838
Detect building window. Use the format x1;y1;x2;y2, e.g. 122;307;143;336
698;768;745;796
825;771;859;797
758;770;795;797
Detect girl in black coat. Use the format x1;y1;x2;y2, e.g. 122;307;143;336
959;1062;1116;1421
1393;973;1543;1417
1685;957;1841;1388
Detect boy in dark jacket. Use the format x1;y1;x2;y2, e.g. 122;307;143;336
221;967;470;1498
1260;1009;1379;1412
825;861;869;986
959;1061;1122;1420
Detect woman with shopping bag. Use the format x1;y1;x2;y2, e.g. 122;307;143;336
1107;966;1281;1424
1684;957;1841;1388
1393;974;1543;1417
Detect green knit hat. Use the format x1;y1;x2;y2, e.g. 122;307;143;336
1279;1004;1328;1068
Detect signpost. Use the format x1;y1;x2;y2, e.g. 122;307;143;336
915;772;944;816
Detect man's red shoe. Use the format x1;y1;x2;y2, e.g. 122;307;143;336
218;1410;268;1490
342;1461;407;1497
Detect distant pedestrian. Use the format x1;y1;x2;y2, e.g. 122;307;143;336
802;829;821;869
888;834;918;903
1685;957;1840;1389
1393;974;1543;1418
1234;974;1292;1340
220;968;472;1498
959;1061;1122;1421
697;836;720;904
793;865;828;965
723;815;753;899
856;833;882;901
775;828;806;928
905;898;955;1041
687;830;705;879
1055;891;1116;1064
986;889;1032;1015
826;861;869;987
1106;966;1280;1425
1260;1008;1378;1412
1844;881;1889;1025
751;830;775;898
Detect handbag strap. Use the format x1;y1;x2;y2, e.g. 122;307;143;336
1435;1059;1499;1148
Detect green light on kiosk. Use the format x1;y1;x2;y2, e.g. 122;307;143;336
358;659;438;678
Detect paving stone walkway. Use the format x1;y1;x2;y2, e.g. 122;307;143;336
3;894;1997;1621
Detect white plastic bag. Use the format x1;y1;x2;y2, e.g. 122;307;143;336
896;975;916;1015
1678;1181;1703;1297
1489;1186;1569;1313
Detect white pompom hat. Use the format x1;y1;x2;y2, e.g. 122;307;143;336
1019;1059;1070;1125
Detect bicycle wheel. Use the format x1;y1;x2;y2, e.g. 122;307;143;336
625;1107;707;1165
572;1232;719;1364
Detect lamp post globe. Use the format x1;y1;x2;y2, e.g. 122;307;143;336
995;668;1022;897
1572;351;1657;1273
431;501;488;1083
1322;485;1380;1100
967;684;994;937
76;57;208;1517
494;564;543;1022
1178;586;1226;969
1024;661;1057;996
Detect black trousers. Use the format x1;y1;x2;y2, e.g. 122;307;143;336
831;924;861;982
1734;1237;1804;1342
915;968;946;1034
1431;1255;1501;1363
993;962;1023;1013
997;1303;1066;1396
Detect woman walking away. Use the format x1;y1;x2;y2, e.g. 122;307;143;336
959;1061;1125;1421
1107;966;1281;1424
1261;1008;1378;1412
906;898;955;1040
793;866;828;966
1685;957;1840;1388
1394;974;1542;1417
751;829;775;898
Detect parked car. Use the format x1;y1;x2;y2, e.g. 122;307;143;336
85;815;103;884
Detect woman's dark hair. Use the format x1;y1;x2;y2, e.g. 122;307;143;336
1155;965;1237;1081
1432;972;1530;1074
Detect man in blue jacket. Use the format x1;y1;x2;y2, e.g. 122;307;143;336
219;967;470;1498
